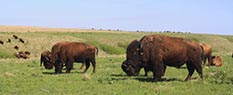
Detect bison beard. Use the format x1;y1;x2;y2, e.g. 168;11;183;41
54;42;98;74
122;35;203;82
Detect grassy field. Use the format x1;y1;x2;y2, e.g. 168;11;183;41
0;28;233;95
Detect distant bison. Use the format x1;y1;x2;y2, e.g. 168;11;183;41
122;35;203;82
232;52;233;58
14;46;19;50
0;40;3;45
15;51;30;59
55;42;98;74
25;51;31;55
13;35;18;39
210;56;223;67
199;43;212;66
7;39;11;43
19;38;25;44
40;50;53;69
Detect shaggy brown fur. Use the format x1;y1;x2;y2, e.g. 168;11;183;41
210;56;223;67
199;43;212;66
53;42;98;74
122;35;203;82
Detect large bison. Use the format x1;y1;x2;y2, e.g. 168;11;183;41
122;35;203;82
46;42;85;70
54;42;98;74
40;50;53;69
199;43;212;66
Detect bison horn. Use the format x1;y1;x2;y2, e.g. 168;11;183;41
45;57;50;61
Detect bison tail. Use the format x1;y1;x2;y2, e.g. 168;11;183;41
95;47;99;56
200;46;204;61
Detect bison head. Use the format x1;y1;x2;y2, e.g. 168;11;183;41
122;40;144;76
42;54;54;69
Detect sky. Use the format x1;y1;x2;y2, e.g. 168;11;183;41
0;0;232;35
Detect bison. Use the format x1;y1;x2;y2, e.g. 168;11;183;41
199;43;212;67
122;35;203;82
47;42;85;70
54;42;98;74
210;56;223;67
14;46;19;50
0;40;3;45
15;51;30;59
19;38;25;44
40;50;53;69
232;52;233;58
13;35;18;39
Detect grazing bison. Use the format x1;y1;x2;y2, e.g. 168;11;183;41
25;51;31;55
210;56;223;67
13;35;18;39
199;43;212;66
14;46;19;50
40;50;53;69
15;51;30;59
19;38;25;44
49;42;84;69
55;42;98;74
122;35;203;82
232;52;233;58
7;39;11;43
0;40;3;45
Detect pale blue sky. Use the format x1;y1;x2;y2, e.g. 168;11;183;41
0;0;232;35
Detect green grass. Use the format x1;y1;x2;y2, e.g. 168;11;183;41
0;31;233;95
0;56;232;95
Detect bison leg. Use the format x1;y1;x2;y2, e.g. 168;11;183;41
83;61;90;73
152;61;165;82
55;61;63;74
207;56;211;67
91;60;96;73
144;67;148;76
194;61;203;80
66;59;73;73
80;63;85;69
185;62;195;81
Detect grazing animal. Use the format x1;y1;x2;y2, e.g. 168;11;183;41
14;46;19;50
122;35;203;82
210;56;223;67
48;42;86;72
199;43;212;66
232;52;233;58
40;50;53;69
19;38;25;44
13;35;18;39
7;39;11;43
0;40;3;45
15;51;30;59
25;51;31;55
55;42;98;74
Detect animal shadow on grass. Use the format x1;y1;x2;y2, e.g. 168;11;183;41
135;77;184;83
42;71;84;75
42;68;83;75
110;74;133;81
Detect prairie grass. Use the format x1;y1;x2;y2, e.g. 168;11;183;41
0;30;232;94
